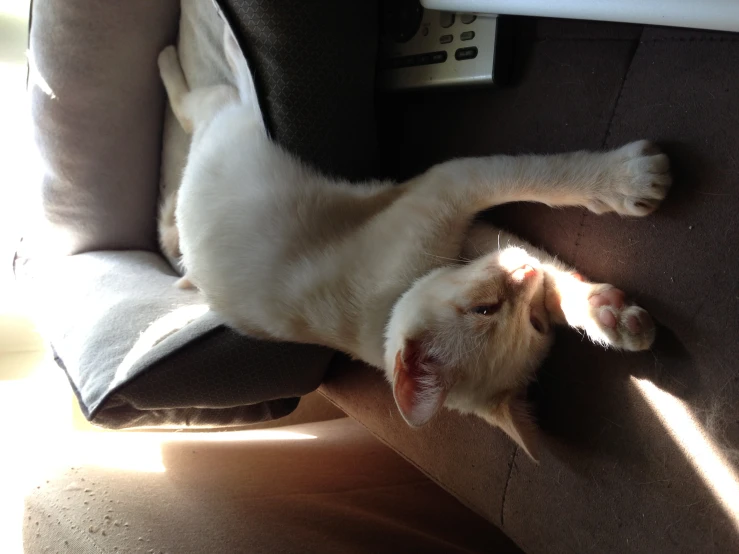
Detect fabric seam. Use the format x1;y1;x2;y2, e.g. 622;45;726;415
499;446;518;528
573;28;643;267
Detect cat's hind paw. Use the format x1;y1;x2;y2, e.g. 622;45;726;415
589;140;671;216
586;286;655;351
175;276;196;290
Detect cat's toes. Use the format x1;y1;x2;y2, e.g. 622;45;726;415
175;276;196;290
587;287;655;351
157;46;179;77
597;140;672;216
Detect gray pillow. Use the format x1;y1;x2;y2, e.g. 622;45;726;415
18;0;379;428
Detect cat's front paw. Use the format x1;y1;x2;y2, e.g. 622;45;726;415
588;140;672;216
586;286;655;351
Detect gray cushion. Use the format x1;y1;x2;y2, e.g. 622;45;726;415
19;250;330;428
29;0;180;255
20;0;379;428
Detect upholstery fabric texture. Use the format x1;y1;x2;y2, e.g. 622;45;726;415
21;0;380;428
22;418;522;553
322;18;739;554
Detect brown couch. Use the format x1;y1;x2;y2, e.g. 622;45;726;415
19;0;739;552
324;18;739;553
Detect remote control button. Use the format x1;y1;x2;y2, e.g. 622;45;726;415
460;14;476;24
383;0;424;44
386;51;448;69
440;34;453;44
440;12;455;28
455;46;478;61
430;51;448;64
460;31;475;41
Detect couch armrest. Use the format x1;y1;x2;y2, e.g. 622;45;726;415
18;250;333;428
29;0;179;255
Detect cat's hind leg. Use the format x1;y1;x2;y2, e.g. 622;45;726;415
157;46;194;133
158;46;239;134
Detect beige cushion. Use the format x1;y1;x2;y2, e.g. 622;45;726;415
23;418;521;553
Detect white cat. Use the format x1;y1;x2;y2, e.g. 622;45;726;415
157;26;670;460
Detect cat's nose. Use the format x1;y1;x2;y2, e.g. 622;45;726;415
510;264;537;283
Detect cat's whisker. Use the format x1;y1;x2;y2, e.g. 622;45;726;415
422;251;466;264
163;31;669;464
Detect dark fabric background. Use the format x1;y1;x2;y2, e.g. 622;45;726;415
323;18;739;554
219;0;380;181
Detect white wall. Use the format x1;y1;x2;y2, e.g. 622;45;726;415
0;0;45;354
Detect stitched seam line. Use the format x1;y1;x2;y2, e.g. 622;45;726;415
643;36;739;43
535;37;639;42
318;386;493;522
573;28;642;267
536;36;739;44
499;446;518;528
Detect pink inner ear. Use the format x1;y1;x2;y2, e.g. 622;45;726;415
393;343;447;427
393;351;418;418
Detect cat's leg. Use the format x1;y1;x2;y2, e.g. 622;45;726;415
420;140;671;217
157;46;237;291
541;262;655;351
463;224;655;351
158;46;194;132
157;46;239;134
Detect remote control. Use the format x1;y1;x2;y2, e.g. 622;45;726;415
378;0;510;91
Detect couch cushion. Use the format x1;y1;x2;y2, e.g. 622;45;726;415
28;0;180;255
219;0;380;181
162;0;380;213
324;19;739;554
23;418;521;553
19;250;331;428
21;0;380;428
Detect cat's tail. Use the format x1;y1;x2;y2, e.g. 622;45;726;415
223;24;267;135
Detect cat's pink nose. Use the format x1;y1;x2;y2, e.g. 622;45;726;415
510;264;537;282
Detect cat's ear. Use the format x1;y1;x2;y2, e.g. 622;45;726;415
484;391;540;462
393;339;448;427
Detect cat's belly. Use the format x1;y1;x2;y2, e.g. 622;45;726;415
173;107;409;363
178;176;397;364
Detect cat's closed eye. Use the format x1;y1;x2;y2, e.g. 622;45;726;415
470;302;502;316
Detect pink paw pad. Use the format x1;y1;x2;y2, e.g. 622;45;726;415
598;310;617;328
625;310;653;335
588;288;625;309
586;286;655;350
589;288;626;329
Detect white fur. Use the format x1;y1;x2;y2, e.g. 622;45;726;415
157;26;671;458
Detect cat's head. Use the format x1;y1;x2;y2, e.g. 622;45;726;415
385;246;554;460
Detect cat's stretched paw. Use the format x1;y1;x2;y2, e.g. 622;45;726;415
588;140;671;216
586;286;655;351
